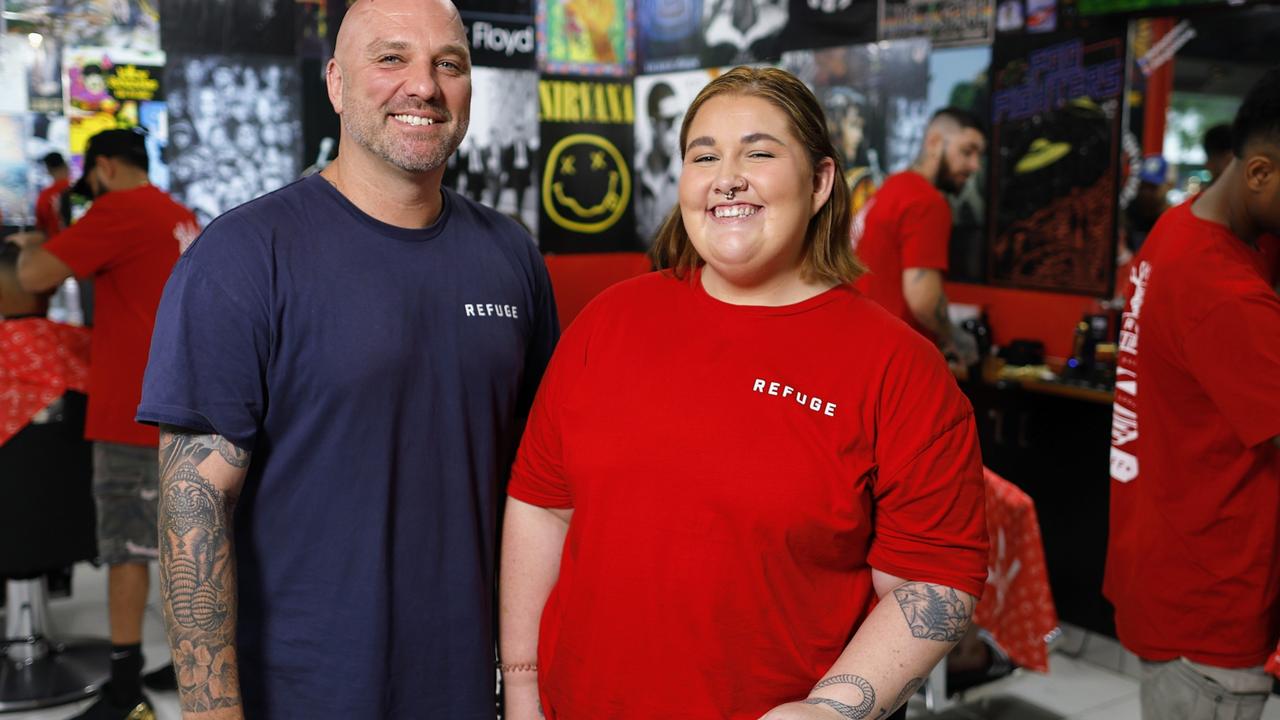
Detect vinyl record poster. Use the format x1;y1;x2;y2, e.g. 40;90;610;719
637;0;704;73
633;69;718;247
988;29;1125;296
164;54;302;227
538;77;638;253
443;67;541;236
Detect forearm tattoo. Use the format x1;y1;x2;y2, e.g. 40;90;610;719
893;582;972;642
872;677;925;719
806;674;876;719
159;429;246;712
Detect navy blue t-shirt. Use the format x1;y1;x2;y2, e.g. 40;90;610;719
138;175;558;718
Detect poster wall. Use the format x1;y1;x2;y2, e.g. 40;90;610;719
444;67;542;236
538;77;638;253
988;29;1126;296
163;54;301;227
782;38;931;215
632;68;719;247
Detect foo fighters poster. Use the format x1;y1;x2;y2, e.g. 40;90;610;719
988;28;1125;295
538;77;639;253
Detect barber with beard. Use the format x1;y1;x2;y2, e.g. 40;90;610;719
851;107;985;365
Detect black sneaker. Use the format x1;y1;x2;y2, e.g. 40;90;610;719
68;689;155;720
141;664;177;691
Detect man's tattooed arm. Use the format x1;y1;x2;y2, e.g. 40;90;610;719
893;582;975;642
158;426;251;719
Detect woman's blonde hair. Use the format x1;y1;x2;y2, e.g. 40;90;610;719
649;66;866;285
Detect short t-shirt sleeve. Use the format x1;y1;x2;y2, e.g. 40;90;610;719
1182;289;1280;449
136;217;270;451
899;192;952;272
43;197;129;277
507;300;599;509
867;339;988;598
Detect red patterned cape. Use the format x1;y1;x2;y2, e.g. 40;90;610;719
1;318;91;446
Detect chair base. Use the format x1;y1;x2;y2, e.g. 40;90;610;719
0;636;111;712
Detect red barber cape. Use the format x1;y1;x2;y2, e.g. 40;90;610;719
0;318;91;446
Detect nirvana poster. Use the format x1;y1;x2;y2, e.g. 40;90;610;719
538;77;639;253
988;28;1125;296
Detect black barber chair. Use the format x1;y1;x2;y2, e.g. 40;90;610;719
0;391;111;711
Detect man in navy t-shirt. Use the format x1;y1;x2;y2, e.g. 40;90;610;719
137;0;558;717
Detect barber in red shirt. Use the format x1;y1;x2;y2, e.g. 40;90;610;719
34;152;71;240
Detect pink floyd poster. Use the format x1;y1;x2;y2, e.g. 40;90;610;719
988;28;1125;296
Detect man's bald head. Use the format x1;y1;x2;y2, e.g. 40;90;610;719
326;0;471;175
333;0;465;70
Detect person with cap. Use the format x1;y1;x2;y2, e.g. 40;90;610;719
17;128;198;720
851;107;985;367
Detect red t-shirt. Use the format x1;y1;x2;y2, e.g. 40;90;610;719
851;171;952;335
1105;201;1280;668
35;178;70;239
44;184;196;446
509;270;988;719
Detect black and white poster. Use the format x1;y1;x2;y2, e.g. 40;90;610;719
164;55;302;227
701;0;790;66
161;0;297;56
633;69;717;247
778;0;878;54
782;38;930;216
538;77;637;253
444;67;541;236
463;9;537;69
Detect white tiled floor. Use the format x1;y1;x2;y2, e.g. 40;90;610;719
6;563;1280;719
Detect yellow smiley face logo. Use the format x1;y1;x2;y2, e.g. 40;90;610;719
542;133;631;234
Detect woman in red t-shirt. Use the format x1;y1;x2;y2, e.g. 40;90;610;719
500;67;989;720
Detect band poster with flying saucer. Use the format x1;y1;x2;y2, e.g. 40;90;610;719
538;76;638;253
988;27;1126;296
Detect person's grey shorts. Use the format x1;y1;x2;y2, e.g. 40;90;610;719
93;442;159;565
1141;657;1270;720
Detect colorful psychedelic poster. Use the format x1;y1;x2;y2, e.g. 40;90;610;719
637;0;704;73
778;0;877;55
781;38;930;216
539;0;635;77
63;47;165;176
0;114;31;227
988;29;1126;296
445;67;541;237
633;68;719;247
879;0;994;48
538;77;638;253
701;0;789;66
929;45;990;283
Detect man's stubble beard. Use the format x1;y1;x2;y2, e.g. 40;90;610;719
343;98;470;174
